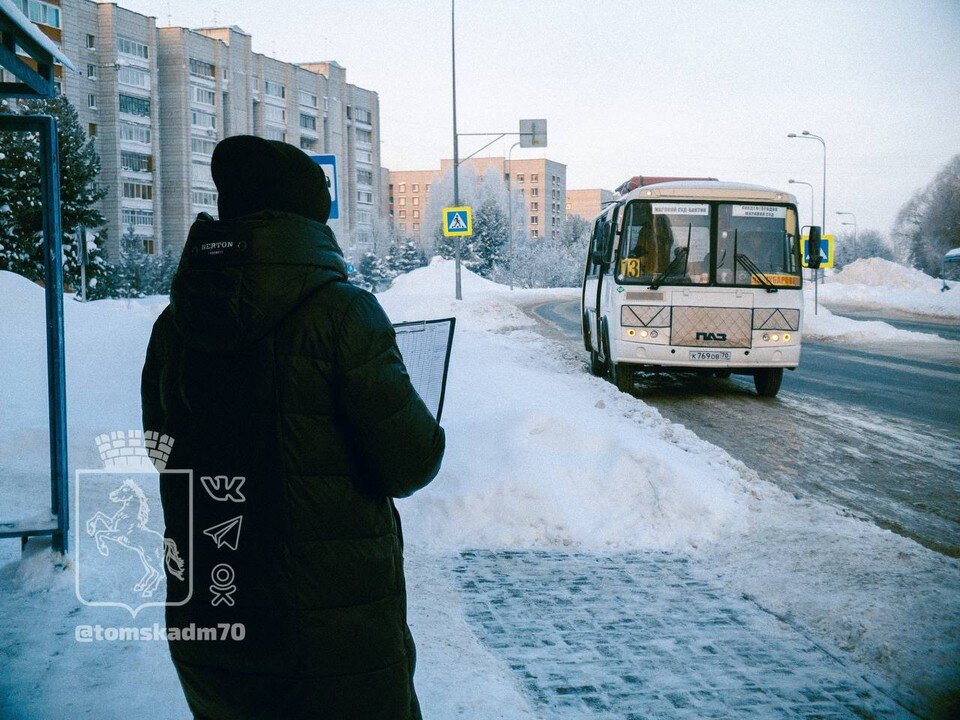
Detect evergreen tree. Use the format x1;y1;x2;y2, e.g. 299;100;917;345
94;225;177;298
0;95;108;289
384;240;426;276
470;196;508;278
356;252;391;292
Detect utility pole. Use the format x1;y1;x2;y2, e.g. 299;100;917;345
451;0;462;300
506;141;520;291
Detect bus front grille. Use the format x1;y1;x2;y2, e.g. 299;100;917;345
670;306;752;348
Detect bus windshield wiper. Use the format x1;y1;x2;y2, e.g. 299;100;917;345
735;251;778;293
649;225;692;290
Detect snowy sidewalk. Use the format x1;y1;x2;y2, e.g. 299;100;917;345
451;550;913;719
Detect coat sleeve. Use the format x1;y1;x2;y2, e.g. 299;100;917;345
335;290;446;498
141;312;166;440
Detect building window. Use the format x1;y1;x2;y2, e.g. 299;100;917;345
263;80;285;99
264;105;286;124
263;127;286;142
354;107;372;124
16;0;60;28
531;215;539;224
190;109;216;129
398;184;406;193
399;210;406;219
531;202;538;211
516;174;524;182
120;151;152;172
119;122;150;144
191;160;213;186
425;183;431;192
356;149;373;164
412;183;419;193
300;136;317;151
531;174;539;182
87;123;97;137
192;189;218;207
412;197;419;206
116;36;148;60
531;229;539;238
412;210;420;219
119;94;150;117
299;90;318;108
299;113;317;131
413;223;420;231
357;191;373;204
142;238;155;254
356;128;372;145
121;208;153;227
118;66;149;89
530;187;539;197
399;223;407;233
398;197;406;206
85;34;96;50
189;58;216;79
356;169;373;186
87;93;97;109
190;85;215;106
122;181;153;200
86;64;97;80
190;137;216;155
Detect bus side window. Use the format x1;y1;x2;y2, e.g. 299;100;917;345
587;219;603;277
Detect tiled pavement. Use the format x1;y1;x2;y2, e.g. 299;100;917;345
451;551;914;719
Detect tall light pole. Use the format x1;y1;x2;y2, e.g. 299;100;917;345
506;141;520;291
451;0;462;300
787;131;826;231
788;179;815;227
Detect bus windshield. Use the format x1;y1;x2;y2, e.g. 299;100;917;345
715;204;801;287
617;202;712;285
616;200;801;288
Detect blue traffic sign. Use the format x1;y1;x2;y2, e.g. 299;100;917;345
309;154;339;220
442;206;473;237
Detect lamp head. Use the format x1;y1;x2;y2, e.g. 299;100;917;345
787;133;797;138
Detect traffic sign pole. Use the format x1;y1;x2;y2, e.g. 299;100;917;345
451;0;462;301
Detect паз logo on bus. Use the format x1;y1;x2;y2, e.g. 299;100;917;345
695;332;727;341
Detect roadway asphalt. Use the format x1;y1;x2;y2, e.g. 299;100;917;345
529;298;960;557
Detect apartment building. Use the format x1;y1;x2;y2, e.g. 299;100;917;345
388;156;567;245
16;0;383;257
565;188;614;223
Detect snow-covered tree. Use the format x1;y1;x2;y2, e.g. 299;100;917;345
355;252;391;292
0;95;108;289
470;196;509;277
94;225;177;298
891;154;960;275
384;239;426;277
835;229;894;269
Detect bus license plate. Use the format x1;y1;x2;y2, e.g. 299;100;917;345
689;351;731;361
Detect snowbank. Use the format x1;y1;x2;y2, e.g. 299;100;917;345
819;257;960;319
803;297;948;344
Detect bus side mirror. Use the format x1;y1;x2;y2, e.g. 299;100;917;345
807;226;823;270
591;233;611;266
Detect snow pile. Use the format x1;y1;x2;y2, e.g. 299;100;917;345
389;259;755;550
802;297;947;344
819;258;960;319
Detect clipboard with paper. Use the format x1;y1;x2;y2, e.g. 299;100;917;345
392;317;456;422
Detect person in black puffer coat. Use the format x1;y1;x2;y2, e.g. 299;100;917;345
141;135;444;720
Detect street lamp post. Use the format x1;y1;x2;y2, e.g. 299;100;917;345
787;131;826;230
451;0;462;300
506;141;520;291
788;179;815;228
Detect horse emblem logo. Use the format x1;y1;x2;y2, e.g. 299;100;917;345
76;431;193;617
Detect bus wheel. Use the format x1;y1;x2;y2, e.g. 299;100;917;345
613;363;636;393
589;348;606;376
753;368;783;397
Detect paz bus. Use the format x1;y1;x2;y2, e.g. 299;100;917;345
581;179;810;398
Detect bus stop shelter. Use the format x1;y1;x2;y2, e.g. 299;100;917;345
0;0;78;553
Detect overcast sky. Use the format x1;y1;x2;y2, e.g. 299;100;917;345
122;0;960;235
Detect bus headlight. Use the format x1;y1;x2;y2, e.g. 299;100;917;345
771;333;780;342
639;329;649;338
783;333;791;342
762;333;770;341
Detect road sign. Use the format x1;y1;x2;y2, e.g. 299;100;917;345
519;118;547;148
443;206;473;237
308;154;339;220
801;233;835;269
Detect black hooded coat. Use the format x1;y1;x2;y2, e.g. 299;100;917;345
141;209;444;719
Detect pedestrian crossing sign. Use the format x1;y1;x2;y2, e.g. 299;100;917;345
442;206;473;237
800;234;835;269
